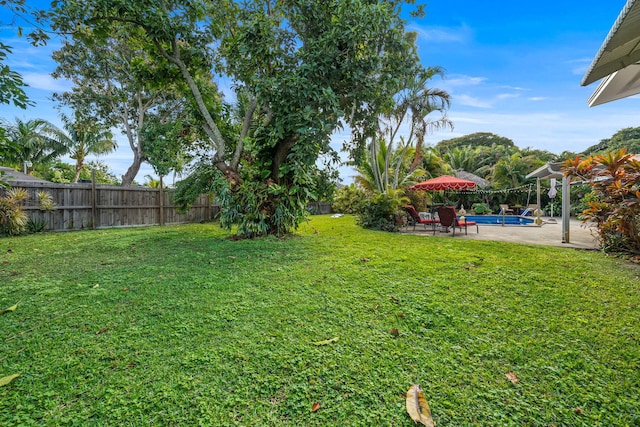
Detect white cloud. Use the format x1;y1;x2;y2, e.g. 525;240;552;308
411;24;472;44
455;94;492;108
442;74;487;87
528;97;547;102
496;93;519;100
21;72;71;92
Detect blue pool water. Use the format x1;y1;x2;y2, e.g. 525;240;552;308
459;215;534;225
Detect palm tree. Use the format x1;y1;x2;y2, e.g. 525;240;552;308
58;116;116;183
143;174;161;188
355;68;453;192
443;146;482;173
491;154;537;189
0;118;68;171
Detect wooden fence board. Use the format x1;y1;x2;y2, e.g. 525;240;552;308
2;181;212;231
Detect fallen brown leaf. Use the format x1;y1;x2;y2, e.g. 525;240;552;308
505;371;518;384
389;328;400;337
311;402;321;412
573;407;584;415
96;327;109;335
405;384;434;426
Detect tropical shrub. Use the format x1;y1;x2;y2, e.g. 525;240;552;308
564;150;640;254
472;203;491;214
0;188;57;236
357;190;408;232
0;188;29;236
332;184;367;214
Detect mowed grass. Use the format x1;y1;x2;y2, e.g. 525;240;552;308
1;215;639;426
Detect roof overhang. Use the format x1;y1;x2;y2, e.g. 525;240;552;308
526;162;564;180
582;0;640;87
587;62;640;106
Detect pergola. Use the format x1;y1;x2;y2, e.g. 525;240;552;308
525;163;570;243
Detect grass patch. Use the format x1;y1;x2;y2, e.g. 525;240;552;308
1;215;639;426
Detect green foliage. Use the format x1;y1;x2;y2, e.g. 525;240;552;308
436;132;514;152
58;115;116;183
357;190;407;232
52;0;426;235
0;187;56;235
0;188;28;235
1;218;639;425
404;187;431;212
564;150;640;254
471;203;491;214
331;184;367;214
583;126;640;156
354;68;452;191
26;217;47;233
0;118;67;169
0;170;9;189
0;42;33;109
40;160;120;185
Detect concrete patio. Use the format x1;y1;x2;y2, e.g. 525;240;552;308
401;217;599;250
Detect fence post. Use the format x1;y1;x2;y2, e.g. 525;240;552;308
159;175;164;226
91;170;97;230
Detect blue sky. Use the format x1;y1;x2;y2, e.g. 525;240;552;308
1;1;637;184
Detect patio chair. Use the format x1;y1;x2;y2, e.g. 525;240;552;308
436;206;478;236
499;204;514;215
402;206;439;232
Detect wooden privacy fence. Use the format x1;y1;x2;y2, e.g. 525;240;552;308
4;181;212;231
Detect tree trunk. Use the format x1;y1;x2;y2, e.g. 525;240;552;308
121;154;144;186
73;158;84;183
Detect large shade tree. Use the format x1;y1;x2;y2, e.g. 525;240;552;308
52;26;204;186
52;0;426;237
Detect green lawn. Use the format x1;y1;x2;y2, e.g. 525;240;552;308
1;215;638;426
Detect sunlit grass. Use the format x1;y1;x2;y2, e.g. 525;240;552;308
1;215;638;426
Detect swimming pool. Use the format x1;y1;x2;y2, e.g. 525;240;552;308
460;215;534;226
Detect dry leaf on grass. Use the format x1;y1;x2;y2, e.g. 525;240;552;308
96;328;109;335
505;371;518;384
406;384;434;426
311;402;321;412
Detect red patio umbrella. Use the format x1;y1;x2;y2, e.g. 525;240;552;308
408;175;476;191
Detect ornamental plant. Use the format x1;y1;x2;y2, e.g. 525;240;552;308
0;188;57;236
563;149;640;254
357;189;408;232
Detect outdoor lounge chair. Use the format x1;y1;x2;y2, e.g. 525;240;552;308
499;204;514;215
402;206;439;232
520;204;538;216
436;206;478;236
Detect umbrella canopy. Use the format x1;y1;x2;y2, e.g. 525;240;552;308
408;175;476;191
455;169;489;189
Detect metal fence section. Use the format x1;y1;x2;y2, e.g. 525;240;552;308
3;181;212;231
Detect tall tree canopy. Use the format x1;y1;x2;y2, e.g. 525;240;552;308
583;126;640;156
52;0;427;237
436;132;515;152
